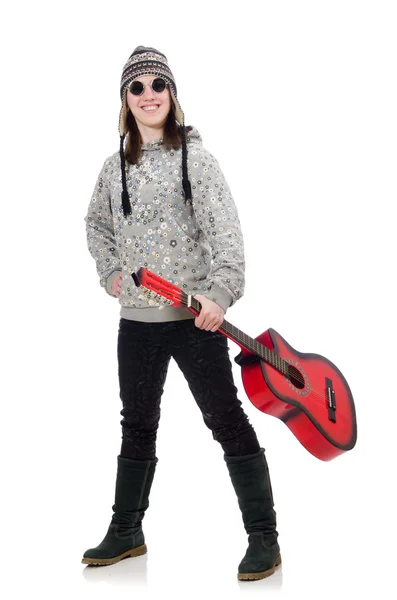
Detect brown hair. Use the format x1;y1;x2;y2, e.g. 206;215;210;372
124;102;190;165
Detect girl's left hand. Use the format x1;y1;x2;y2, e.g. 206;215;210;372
193;294;225;332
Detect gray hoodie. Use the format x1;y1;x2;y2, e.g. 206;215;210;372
85;126;245;322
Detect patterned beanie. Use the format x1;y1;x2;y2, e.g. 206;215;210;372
119;45;192;217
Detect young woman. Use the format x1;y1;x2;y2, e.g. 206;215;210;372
82;46;281;581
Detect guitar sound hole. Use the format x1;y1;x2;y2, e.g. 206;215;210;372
287;365;305;389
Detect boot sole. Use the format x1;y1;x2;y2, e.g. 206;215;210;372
81;543;147;566
238;553;282;581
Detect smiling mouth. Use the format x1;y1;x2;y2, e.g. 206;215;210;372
141;105;160;112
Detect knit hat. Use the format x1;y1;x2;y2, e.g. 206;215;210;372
119;46;192;216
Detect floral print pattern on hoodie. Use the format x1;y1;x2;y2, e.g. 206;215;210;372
85;126;245;322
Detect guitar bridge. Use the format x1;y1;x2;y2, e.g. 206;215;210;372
325;377;336;423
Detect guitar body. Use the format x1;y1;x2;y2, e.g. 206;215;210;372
236;328;357;461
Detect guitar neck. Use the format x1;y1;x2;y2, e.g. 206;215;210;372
189;296;289;376
133;267;289;378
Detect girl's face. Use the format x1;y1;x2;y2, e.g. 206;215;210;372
126;74;172;130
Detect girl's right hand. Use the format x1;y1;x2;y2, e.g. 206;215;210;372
111;273;122;298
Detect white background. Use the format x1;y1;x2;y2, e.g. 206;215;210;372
1;1;396;598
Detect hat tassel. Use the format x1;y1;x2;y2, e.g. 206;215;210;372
180;125;192;201
120;134;132;217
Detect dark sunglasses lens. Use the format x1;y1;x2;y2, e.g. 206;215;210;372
130;81;144;95
152;78;166;93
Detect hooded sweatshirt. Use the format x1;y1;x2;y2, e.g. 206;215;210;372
85;126;245;322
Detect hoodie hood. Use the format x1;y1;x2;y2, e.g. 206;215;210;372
141;125;202;151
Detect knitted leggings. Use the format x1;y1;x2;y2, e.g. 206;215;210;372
117;317;260;459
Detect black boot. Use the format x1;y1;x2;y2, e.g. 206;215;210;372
224;447;281;580
82;455;158;566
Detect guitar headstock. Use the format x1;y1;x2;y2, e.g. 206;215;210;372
132;267;187;309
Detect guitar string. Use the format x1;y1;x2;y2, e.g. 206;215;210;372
184;296;347;410
140;284;338;406
139;280;349;423
140;289;350;431
177;293;340;408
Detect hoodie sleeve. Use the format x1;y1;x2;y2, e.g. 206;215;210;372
84;157;121;296
190;149;245;312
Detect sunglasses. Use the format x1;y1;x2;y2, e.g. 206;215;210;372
129;77;168;96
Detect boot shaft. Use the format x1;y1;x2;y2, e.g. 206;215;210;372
224;448;277;536
111;455;158;527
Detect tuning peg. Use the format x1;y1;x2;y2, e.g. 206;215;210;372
138;290;174;309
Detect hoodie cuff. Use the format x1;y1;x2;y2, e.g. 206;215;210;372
204;284;232;313
105;270;122;296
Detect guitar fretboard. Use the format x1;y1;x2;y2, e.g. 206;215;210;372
188;296;290;376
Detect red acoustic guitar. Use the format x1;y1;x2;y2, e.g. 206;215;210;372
132;267;357;461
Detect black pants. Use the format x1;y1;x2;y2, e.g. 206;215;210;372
117;317;260;459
